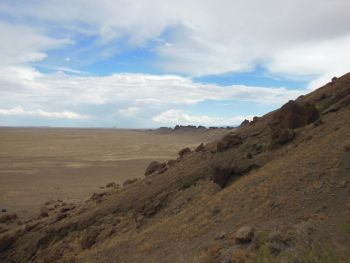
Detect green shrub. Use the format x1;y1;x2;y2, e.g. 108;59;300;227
177;176;201;190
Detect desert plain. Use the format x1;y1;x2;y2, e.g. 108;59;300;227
0;127;226;219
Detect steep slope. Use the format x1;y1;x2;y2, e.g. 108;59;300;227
1;73;350;263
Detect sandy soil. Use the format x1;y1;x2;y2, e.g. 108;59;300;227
0;127;226;218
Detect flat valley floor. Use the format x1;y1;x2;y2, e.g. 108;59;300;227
0;127;226;219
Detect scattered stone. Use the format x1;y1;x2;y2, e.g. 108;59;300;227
319;93;328;100
195;143;205;152
0;234;17;253
215;231;226;240
252;116;259;122
1;209;6;213
105;182;117;188
338;180;348;188
235;226;254;244
0;213;17;224
61;204;75;213
272;128;296;146
167;159;177;166
55;212;68;222
313;119;323;127
123;178;138;186
135;214;144;222
245;152;253;159
212;206;221;215
331;76;338;83
143;199;163;217
39;207;50;218
90;192;107;201
217;133;243;152
81;228;100;249
178;147;191;158
345;145;350;152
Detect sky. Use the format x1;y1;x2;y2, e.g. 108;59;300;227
0;0;350;128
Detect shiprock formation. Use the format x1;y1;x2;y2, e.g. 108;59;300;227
1;73;350;262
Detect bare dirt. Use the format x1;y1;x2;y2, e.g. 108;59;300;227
0;128;226;219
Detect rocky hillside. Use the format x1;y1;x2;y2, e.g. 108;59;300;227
1;73;350;263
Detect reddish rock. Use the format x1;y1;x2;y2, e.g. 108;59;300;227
212;166;235;188
272;100;319;130
217;133;243;152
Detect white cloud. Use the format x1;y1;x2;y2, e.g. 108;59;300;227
0;106;89;119
119;107;141;117
0;66;302;109
1;0;350;78
0;21;71;67
153;109;253;127
267;35;350;90
0;66;302;126
1;0;348;126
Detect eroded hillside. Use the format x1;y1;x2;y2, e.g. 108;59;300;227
1;73;350;263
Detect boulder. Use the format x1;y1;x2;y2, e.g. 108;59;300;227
271;128;295;146
178;147;191;157
270;100;319;147
272;100;319;130
212;166;235;188
235;226;254;244
81;228;100;249
217;133;243;152
167;159;177;166
123;178;138;186
0;213;17;224
39;207;50;218
105;182;117;188
240;119;250;126
144;161;166;176
195;143;205;152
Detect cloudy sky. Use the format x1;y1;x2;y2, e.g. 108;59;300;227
0;0;349;128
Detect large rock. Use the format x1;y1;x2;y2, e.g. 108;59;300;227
240;119;250;127
195;143;205;152
144;161;166;176
178;147;191;158
0;213;17;224
271;128;295;145
217;133;243;152
81;227;100;249
270;100;319;147
235;226;255;244
212;166;235;188
272;100;319;129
